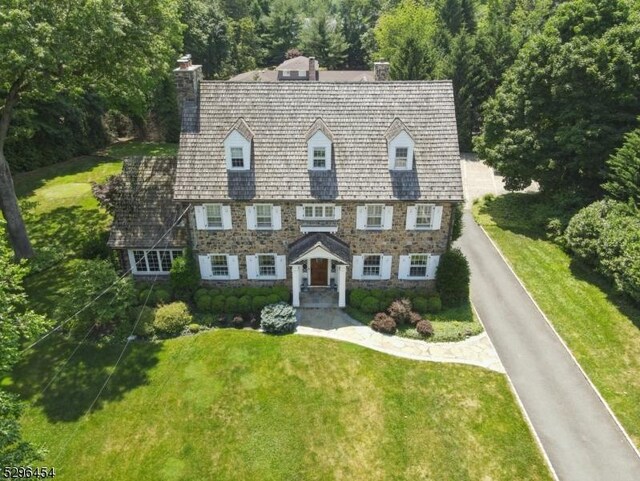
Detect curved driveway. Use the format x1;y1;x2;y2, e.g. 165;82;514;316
458;212;640;480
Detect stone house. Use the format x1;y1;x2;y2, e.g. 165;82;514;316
108;55;463;308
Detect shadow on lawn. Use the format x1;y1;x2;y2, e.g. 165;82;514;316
11;338;163;423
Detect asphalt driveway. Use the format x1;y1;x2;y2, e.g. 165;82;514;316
458;156;640;480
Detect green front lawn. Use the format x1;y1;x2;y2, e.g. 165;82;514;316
11;330;551;481
474;194;640;448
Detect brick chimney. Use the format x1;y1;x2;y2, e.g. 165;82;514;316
173;54;203;125
308;56;317;81
374;61;390;81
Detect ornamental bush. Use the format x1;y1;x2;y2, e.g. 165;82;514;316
412;297;429;315
169;252;199;299
416;319;434;338
427;295;442;313
153;302;192;337
252;295;269;312
153;288;172;306
408;311;422;326
267;293;281;305
260;303;297;334
194;288;210;301
349;289;368;309
130;305;155;337
225;296;239;313
273;286;290;302
211;295;226;313
195;294;211;312
237;296;252;315
360;296;380;314
387;298;413;325
370;312;396;334
436;248;470;307
564;200;612;266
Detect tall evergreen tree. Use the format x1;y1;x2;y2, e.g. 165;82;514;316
261;0;301;65
604;127;640;207
390;35;434;80
300;14;349;69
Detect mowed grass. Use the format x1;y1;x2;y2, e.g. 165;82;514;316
474;194;640;448
11;330;552;481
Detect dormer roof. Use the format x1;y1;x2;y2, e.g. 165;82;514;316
306;118;334;142
384;118;414;142
224;118;254;142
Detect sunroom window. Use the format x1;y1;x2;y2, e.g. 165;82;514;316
131;250;183;274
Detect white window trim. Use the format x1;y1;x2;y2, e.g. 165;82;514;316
388;130;414;170
255;204;273;230
406;253;430;279
282;70;291;77
361;253;383;279
256;253;278;279
129;249;183;275
224;130;251;171
205;203;223;229
364;204;385;229
209;254;231;279
415;204;435;230
301;203;337;220
307;130;332;171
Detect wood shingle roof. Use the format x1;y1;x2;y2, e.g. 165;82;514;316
174;81;463;202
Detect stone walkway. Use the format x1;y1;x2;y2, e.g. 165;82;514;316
296;308;504;373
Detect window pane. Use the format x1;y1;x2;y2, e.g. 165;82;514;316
324;206;334;218
171;250;183;260
258;255;276;276
366;205;384;227
304;206;313;218
395;147;408;168
133;250;147;272
416;205;433;227
206;204;223;227
231;147;244;168
409;254;428;277
256;204;272;228
314;206;323;217
147;251;160;271
210;255;229;276
160;251;172;271
363;255;381;276
313;147;326;168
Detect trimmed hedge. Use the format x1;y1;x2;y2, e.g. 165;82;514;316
360;296;380;314
436;248;470;308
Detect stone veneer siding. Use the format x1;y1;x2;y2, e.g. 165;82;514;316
188;200;454;290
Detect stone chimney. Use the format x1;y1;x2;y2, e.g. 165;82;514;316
308;56;317;81
374;61;390;81
173;54;203;124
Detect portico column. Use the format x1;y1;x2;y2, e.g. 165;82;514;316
337;264;347;308
292;265;302;307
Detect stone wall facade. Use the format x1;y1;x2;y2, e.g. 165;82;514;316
187;200;454;290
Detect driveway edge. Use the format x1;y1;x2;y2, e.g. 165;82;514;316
472;302;560;481
476;221;640;461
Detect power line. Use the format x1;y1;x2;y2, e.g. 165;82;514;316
21;204;191;354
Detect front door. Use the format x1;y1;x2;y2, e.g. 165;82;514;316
310;258;328;286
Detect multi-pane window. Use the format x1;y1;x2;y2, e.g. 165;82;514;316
416;204;434;228
210;255;229;277
230;147;244;168
362;255;382;277
366;204;384;228
303;204;335;219
258;254;276;277
313;147;326;168
409;254;429;277
256;204;272;228
132;250;183;274
205;204;223;228
395;147;408;168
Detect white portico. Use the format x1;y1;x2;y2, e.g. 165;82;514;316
288;233;350;308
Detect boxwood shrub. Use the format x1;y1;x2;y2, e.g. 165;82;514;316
195;294;211;312
211;295;226;313
360;296;380;314
153;302;192;337
260;303;297;334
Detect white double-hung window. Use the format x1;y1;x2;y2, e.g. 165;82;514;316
194;204;232;230
256;204;272;228
394;147;408;169
198;254;240;280
405;204;443;231
210;255;229;276
246;204;282;230
366;204;384;228
313;147;327;168
415;204;434;229
258;254;277;277
356;204;393;230
206;204;223;228
230;147;245;168
246;254;287;279
352;254;393;280
129;249;183;275
409;254;429;277
398;253;440;280
362;255;382;277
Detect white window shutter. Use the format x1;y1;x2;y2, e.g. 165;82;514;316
222;206;232;230
383;205;394;230
228;255;240;280
356;206;367;230
405;205;417;230
127;250;138;274
431;206;443;230
194;205;207;230
272;206;282;230
198;255;213;280
352;256;363;280
427;254;440;280
246;206;257;230
296;206;304;220
381;255;393;280
275;255;287;279
246;255;258;280
398;255;410;280
334;206;342;220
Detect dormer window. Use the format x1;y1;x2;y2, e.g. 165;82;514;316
224;119;253;171
306;118;333;171
313;147;327;168
230;147;244;168
385;118;415;170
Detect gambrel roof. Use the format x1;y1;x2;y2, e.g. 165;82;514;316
174;81;462;202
